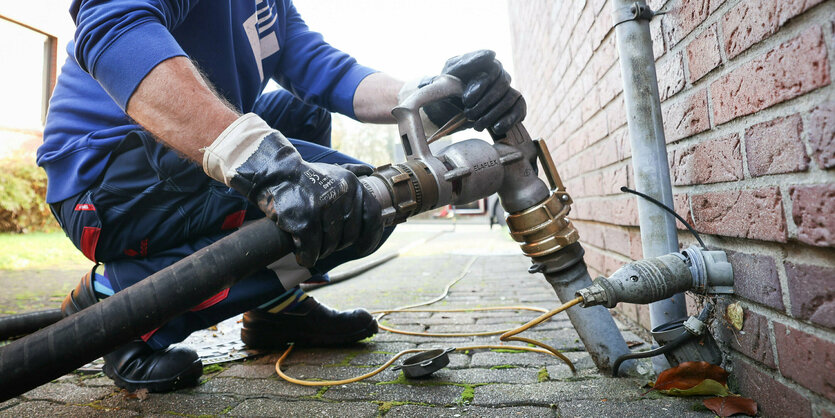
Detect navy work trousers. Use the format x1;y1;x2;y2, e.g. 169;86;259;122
51;89;389;349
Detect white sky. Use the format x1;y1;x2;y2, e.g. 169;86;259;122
292;0;514;80
0;0;514;135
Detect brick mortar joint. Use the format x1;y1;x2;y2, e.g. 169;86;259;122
659;8;834;110
726;352;834;413
662;83;835;159
766;318;782;377
735;299;835;344
578;240;635;263
668;172;835;196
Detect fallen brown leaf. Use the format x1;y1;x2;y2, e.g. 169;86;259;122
703;396;757;417
653;361;729;391
626;340;644;348
123;388;149;400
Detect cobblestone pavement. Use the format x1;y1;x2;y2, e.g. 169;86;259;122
0;223;714;417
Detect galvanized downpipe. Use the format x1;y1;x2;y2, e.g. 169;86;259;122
612;0;689;368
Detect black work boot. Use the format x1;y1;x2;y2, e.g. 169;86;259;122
62;267;203;392
240;296;378;349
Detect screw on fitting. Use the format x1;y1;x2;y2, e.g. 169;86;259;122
683;316;707;336
505;192;579;259
680;246;734;295
576;282;608;308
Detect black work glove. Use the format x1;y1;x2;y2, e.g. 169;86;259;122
420;50;526;136
203;114;383;267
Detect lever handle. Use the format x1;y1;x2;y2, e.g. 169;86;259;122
391;75;464;159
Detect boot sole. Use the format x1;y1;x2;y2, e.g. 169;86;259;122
103;359;203;393
240;319;378;349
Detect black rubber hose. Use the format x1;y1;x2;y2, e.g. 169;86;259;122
0;309;64;341
611;331;695;377
0;218;291;401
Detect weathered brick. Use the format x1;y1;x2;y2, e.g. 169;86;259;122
650;17;665;60
691;187;787;242
628;228;643;260
807;101;835;169
724;250;784;310
606;96;626;132
744;114;810;177
594;138;620;168
634;303;652;330
572;196;639;226
662;0;726;47
616;303;639;325
576;220;606;249
614;128;631;158
662;89;710;143
790;184;835;247
589;6;612;52
711;26;831;125
580;88;600;122
583;112;609;146
773;322;835;401
601;224;632;257
673;193;694;230
716;309;776;367
686;24;721;82
723;0;826;59
591;36;618;82
785;262;835;328
732;358;812;418
669;134;743;185
657;52;685;101
584;246;626;276
597;67;623;107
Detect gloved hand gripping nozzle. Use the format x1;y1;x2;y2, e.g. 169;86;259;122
576;246;734;309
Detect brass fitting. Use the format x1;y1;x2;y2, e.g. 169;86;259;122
505;140;579;259
370;160;439;226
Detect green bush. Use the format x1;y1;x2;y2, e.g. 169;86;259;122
0;156;58;233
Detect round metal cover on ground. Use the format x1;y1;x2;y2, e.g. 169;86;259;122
392;347;455;378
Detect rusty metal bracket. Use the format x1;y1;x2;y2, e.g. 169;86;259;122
613;1;657;27
533;139;572;206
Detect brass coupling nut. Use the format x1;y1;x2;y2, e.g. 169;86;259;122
505;192;579;259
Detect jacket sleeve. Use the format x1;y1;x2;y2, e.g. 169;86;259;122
70;0;197;109
270;2;377;120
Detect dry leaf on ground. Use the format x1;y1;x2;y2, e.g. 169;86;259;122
651;361;730;396
703;396;758;416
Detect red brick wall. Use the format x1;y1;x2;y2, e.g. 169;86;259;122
508;1;834;416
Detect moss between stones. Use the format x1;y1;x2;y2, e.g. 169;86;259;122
537;366;550;382
311;386;330;400
77;371;105;381
324;352;361;368
161;412;213;418
202;364;225;374
459;385;475;404
489;364;518;370
374;400;431;416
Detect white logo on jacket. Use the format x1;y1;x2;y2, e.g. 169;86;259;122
243;0;280;81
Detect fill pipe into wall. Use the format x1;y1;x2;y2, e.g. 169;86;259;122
611;0;689;366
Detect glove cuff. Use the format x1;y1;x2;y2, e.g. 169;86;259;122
202;113;276;187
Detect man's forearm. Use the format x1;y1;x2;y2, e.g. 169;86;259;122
126;56;240;163
353;72;403;124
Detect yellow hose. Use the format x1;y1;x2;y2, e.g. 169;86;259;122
275;256;583;386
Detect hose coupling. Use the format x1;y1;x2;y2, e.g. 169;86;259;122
575;246;734;308
505;139;579;259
